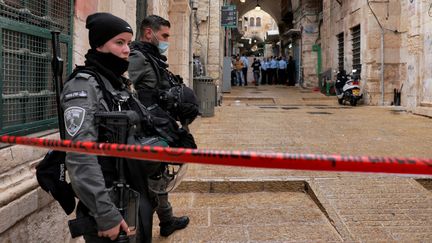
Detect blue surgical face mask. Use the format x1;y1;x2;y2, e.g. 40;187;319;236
151;31;169;54
158;41;169;54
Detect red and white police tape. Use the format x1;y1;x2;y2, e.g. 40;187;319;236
1;135;431;176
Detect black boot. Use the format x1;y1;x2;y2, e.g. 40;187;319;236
160;216;190;237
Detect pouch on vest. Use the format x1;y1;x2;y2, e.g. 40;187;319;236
36;150;76;215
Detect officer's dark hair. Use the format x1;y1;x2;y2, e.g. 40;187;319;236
140;15;171;37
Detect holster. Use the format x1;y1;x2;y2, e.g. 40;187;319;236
68;216;97;238
67;184;140;238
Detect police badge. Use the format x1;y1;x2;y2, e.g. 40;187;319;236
64;106;86;137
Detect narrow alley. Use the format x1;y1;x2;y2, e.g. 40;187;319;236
153;85;432;242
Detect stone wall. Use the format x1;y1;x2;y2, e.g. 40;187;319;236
168;0;192;86
401;0;432;115
193;0;223;85
0;133;73;242
292;0;321;87
320;0;407;105
320;0;432;109
192;0;209;66
148;0;170;20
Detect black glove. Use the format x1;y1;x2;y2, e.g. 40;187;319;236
172;128;197;149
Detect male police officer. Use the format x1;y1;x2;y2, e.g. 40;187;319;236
128;15;194;237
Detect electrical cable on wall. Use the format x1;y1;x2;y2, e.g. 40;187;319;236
367;0;405;33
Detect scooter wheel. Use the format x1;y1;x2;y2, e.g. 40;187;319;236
338;98;344;105
350;98;357;106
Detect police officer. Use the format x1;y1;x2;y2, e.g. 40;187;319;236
62;13;153;242
128;15;193;237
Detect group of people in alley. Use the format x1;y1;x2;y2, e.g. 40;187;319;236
232;54;296;86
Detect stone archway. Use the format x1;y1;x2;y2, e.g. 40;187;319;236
232;0;295;58
232;0;291;25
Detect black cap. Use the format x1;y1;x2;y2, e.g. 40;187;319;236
36;150;76;215
86;12;133;49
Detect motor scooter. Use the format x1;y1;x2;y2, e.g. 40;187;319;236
334;69;362;106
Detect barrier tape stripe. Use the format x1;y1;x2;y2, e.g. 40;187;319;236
1;135;432;175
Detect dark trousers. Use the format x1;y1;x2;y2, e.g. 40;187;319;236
288;72;296;86
156;193;173;223
137;193;154;243
261;70;267;84
268;68;276;84
278;69;286;84
231;70;236;86
136;193;173;243
242;68;248;85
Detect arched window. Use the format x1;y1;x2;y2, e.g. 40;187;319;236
256;17;261;27
250;17;255;26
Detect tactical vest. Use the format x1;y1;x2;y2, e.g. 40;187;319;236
67;66;166;189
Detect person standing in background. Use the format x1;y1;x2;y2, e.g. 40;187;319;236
278;57;287;85
269;56;278;85
261;58;268;85
234;55;245;86
240;54;249;86
251;58;261;86
287;56;296;86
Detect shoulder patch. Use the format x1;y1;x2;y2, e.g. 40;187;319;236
64;90;88;101
64;106;86;137
75;73;92;79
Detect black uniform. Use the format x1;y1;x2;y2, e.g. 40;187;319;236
128;40;197;237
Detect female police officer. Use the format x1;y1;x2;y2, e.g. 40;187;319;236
61;13;153;242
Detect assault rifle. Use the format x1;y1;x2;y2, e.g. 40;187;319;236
95;110;140;242
35;31;76;216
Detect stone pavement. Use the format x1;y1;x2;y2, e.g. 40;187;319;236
152;85;432;242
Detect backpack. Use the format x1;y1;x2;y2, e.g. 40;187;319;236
141;52;199;127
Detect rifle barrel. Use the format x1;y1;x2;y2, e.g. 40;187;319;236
51;31;65;139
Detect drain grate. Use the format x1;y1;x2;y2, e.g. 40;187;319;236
308;111;333;115
416;179;432;191
259;106;278;109
281;107;300;110
224;97;275;105
306;104;329;106
314;106;352;109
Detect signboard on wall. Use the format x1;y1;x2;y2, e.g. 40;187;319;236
221;5;237;28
